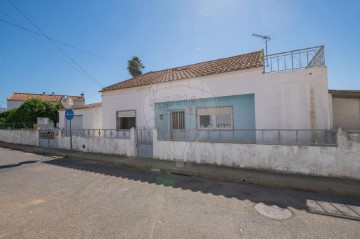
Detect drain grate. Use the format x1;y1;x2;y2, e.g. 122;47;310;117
254;202;293;220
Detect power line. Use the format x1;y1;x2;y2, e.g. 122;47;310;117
7;0;104;87
0;10;95;85
0;16;119;64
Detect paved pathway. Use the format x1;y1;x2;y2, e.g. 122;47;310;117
0;147;359;238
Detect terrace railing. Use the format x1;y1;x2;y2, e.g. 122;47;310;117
264;46;325;73
158;129;338;147
61;129;131;139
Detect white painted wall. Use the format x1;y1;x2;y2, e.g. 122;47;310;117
58;128;136;157
153;129;360;180
7;101;23;110
0;130;39;146
58;106;102;129
102;66;331;130
332;98;360;129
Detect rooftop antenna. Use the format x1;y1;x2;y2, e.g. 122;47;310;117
252;33;271;56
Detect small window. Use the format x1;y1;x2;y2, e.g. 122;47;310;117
171;111;185;129
199;115;211;128
216;114;231;128
197;107;233;130
116;110;136;129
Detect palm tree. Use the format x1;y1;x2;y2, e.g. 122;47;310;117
127;56;145;77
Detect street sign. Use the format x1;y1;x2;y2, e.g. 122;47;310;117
65;109;74;121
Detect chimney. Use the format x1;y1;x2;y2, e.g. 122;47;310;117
43;92;46;94
52;92;55;95
80;93;84;97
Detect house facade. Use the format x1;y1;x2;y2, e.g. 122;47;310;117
58;103;102;130
100;46;331;139
7;92;85;110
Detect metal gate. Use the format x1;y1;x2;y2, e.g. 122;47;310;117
39;129;60;148
136;129;153;158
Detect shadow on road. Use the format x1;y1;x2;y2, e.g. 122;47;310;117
0;160;37;169
43;157;360;221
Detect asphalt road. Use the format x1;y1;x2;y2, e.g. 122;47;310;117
0;147;359;239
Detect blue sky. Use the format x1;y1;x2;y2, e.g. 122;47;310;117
0;0;359;108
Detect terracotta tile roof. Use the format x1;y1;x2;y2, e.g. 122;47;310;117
58;102;102;111
101;50;263;92
7;93;84;102
329;90;360;99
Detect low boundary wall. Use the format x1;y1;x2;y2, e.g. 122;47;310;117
153;129;360;180
0;130;39;147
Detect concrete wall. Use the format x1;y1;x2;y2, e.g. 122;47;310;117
57;128;136;157
59;106;102;129
332;98;360;129
102;66;331;130
153;129;360;180
0;130;39;146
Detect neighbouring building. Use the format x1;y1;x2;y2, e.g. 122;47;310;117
7;92;85;110
58;103;102;130
0;107;6;113
329;90;360;129
100;46;331;138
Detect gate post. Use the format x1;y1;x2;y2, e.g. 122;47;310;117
130;127;137;157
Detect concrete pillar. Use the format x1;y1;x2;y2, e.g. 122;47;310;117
130;127;137;157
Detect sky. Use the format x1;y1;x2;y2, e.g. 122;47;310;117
0;0;359;108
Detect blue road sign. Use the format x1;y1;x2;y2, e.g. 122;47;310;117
65;109;74;120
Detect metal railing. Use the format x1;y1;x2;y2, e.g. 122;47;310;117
158;129;338;147
0;122;36;130
61;129;131;139
136;128;153;145
264;46;325;73
39;129;60;139
347;129;360;142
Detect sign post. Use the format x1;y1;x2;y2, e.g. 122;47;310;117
61;96;74;151
65;109;74;151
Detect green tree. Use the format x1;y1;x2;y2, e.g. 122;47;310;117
127;56;145;77
5;99;61;126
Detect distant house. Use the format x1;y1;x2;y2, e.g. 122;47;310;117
58;103;102;130
7;92;85;110
329;90;360;129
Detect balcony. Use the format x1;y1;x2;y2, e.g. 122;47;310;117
264;45;325;73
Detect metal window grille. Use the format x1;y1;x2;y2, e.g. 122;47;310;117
171;111;185;129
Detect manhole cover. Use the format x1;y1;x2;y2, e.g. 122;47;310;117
254;202;293;220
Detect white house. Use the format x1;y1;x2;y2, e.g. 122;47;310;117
58;102;102;130
329;90;360;129
100;46;331;135
7;92;85;110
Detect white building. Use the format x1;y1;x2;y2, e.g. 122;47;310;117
58;103;102;130
100;46;331;133
7;92;85;110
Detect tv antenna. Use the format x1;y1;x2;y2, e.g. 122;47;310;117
252;33;271;56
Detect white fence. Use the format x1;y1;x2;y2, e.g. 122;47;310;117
153;129;360;180
0;129;39;146
57;129;136;157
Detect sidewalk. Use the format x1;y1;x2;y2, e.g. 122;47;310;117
1;141;359;197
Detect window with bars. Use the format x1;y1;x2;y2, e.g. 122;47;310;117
116;110;136;130
171;111;185;129
197;106;233;129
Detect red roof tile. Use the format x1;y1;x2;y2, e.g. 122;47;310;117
58;102;102;111
101;50;263;92
8;93;84;102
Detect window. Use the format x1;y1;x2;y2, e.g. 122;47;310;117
197;107;233;129
171;111;185;129
116;110;136;129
